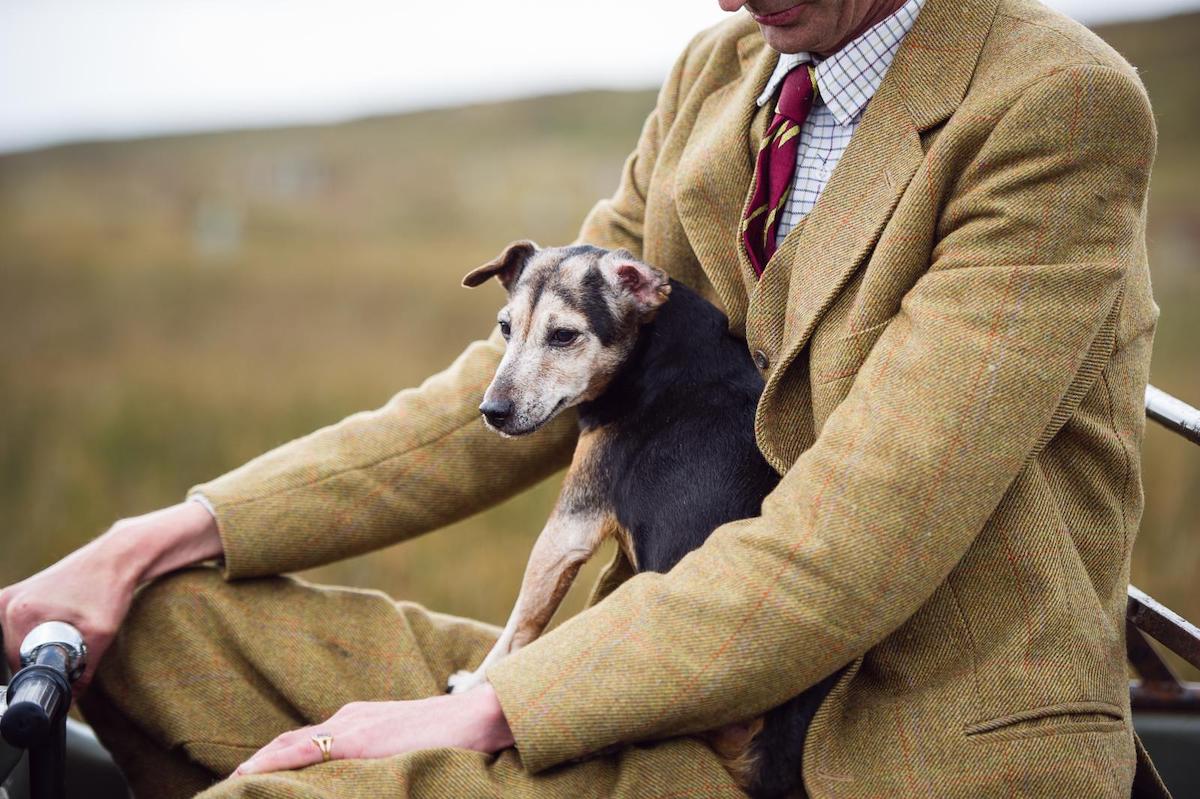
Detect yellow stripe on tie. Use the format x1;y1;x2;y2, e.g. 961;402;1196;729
776;120;793;139
742;204;768;230
777;124;800;148
763;187;794;245
773;187;793;216
764;206;778;233
759;120;787;152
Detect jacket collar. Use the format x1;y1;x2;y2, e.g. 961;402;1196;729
893;0;1001;131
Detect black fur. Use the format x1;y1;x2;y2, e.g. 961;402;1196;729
577;280;839;799
524;246;616;346
578;267;620;347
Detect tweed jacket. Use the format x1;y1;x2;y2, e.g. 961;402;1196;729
192;0;1158;795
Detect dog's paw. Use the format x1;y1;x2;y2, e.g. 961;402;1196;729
446;669;487;695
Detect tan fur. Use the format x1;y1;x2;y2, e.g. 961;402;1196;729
448;428;626;692
704;717;766;793
610;519;638;572
509;426;612;649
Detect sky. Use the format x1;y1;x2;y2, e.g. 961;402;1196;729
2;0;1198;153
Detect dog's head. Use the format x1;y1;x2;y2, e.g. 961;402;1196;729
462;241;671;436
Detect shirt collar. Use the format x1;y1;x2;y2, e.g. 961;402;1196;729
755;0;925;126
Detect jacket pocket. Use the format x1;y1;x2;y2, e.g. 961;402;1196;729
810;318;891;386
964;702;1125;741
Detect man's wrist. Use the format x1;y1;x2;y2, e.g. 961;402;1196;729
465;684;515;753
99;501;223;588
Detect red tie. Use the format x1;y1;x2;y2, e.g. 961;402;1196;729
741;65;816;277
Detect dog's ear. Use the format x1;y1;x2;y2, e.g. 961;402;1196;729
600;250;671;314
462;240;538;291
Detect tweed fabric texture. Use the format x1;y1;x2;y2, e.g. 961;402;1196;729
758;0;924;241
86;0;1159;796
79;567;745;798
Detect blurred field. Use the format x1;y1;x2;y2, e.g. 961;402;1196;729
1;13;1197;672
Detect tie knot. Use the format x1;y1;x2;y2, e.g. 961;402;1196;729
776;65;815;124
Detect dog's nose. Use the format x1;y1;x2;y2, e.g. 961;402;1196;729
480;398;514;427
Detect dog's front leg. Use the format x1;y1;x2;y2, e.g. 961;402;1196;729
447;508;610;694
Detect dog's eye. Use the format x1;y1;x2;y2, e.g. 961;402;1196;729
550;328;578;347
498;320;511;339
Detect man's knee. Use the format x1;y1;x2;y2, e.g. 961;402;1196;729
123;565;227;638
91;567;213;687
99;565;284;689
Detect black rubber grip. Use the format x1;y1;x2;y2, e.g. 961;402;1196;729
1;663;70;748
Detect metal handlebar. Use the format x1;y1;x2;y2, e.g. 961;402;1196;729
0;621;88;799
1145;384;1200;446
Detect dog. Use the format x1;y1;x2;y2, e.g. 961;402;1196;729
447;240;838;799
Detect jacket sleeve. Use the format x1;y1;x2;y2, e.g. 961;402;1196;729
189;328;578;579
486;63;1157;772
189;24;694;582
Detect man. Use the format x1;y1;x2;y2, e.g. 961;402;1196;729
0;0;1163;796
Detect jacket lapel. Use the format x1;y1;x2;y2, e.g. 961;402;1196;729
757;0;1001;461
674;29;776;334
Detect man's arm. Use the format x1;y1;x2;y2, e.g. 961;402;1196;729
190;330;579;579
485;63;1157;772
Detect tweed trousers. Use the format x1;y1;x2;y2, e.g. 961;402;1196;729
78;566;746;799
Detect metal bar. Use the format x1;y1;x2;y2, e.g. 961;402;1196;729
1127;585;1200;671
1126;619;1182;688
1145;384;1200;445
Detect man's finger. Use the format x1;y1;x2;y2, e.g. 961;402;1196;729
236;738;323;776
1;622;20;676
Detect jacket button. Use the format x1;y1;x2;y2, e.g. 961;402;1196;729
753;349;770;372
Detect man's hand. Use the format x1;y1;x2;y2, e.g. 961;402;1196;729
0;500;221;695
233;684;515;777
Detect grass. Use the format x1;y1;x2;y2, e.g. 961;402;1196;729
1;14;1198;676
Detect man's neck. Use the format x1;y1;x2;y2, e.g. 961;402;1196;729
817;0;909;57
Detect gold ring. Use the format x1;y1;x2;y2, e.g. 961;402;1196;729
311;733;334;763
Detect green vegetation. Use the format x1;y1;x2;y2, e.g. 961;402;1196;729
1;15;1197;675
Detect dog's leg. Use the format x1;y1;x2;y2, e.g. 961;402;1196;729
447;507;611;694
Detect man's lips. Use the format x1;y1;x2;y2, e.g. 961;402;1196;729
750;2;811;26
